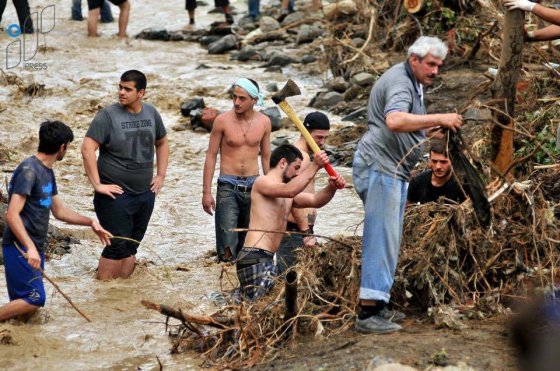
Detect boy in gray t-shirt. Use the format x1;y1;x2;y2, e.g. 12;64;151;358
82;70;169;280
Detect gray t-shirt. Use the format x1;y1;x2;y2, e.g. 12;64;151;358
86;103;167;194
357;61;427;180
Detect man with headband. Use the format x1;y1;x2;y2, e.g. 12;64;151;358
202;78;272;262
276;111;331;274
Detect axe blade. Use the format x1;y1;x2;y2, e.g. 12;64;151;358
271;79;302;104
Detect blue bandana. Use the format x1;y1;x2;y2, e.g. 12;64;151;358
234;78;265;106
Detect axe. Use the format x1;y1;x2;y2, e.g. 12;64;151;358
271;79;342;187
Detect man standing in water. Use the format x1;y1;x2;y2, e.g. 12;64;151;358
237;144;345;300
87;0;129;38
276;111;331;274
202;78;271;262
1;121;112;322
353;36;463;333
82;70;169;280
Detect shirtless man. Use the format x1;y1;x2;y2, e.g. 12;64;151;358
276;111;331;274
237;144;345;300
202;78;271;262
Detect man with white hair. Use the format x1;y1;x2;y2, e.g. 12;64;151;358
202;78;272;262
352;36;463;333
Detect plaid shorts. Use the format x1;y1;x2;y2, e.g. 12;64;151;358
237;260;277;301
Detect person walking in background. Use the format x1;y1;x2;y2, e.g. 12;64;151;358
71;0;113;22
0;0;33;33
87;0;129;38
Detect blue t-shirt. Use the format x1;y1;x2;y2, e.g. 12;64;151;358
2;156;58;251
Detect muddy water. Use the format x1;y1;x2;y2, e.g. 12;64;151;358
0;0;363;368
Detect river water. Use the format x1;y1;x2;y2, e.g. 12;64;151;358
0;0;363;368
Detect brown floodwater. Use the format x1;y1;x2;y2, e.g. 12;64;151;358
0;0;364;368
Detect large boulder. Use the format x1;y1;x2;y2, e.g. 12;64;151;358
352;72;375;87
181;98;205;117
311;91;344;109
260;107;283;131
328;77;350;93
267;51;297;67
259;16;281;33
296;25;323;44
208;34;237;54
280;12;305;26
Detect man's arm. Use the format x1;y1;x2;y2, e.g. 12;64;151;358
293;174;345;209
530;25;560;41
50;195;112;246
81;137;123;199
260;119;272;174
386;112;463;133
5;194;41;269
151;136;169;194
532;4;560;26
202;119;224;215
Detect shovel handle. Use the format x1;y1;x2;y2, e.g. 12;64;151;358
277;101;343;189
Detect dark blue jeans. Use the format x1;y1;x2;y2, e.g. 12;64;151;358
214;176;254;262
71;0;113;22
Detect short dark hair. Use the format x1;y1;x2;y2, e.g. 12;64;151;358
38;120;74;154
429;140;448;157
248;78;259;92
121;70;147;91
270;144;303;168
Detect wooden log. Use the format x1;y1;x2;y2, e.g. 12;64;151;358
141;300;235;329
404;0;424;14
490;8;525;175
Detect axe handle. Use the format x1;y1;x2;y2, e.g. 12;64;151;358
277;101;342;186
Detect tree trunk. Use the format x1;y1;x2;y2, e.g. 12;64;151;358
490;8;524;175
404;0;424;14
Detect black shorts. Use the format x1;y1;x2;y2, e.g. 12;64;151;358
186;0;197;10
94;191;155;260
215;0;229;8
88;0;127;10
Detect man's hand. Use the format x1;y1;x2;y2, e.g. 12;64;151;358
438;113;463;132
91;220;113;246
313;151;330;168
503;0;537;12
94;183;123;199
328;173;346;190
26;247;41;270
151;175;165;195
202;193;216;216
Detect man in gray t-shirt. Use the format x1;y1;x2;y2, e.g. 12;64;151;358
82;70;169;280
352;37;463;334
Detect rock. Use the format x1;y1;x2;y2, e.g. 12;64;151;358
267;51;297;67
238;15;257;29
264;66;283;73
181;98;205;117
343;84;363;101
259;16;281;33
302;54;317;64
324;0;358;20
135;27;170;41
463;107;492;122
271;135;290;147
266;83;278;92
297;25;323;44
281;11;305;26
311;91;344;109
208;34;237;54
370;364;418;371
260;107;283;131
341;107;367;122
237;46;260;61
352;72;375;86
328;76;349;93
353;37;366;48
200;35;222;46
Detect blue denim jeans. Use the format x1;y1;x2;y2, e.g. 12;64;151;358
71;0;113;22
352;150;408;303
248;0;294;18
215;175;256;261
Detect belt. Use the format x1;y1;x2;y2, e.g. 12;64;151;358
219;181;252;193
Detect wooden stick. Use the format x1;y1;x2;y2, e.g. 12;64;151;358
13;241;91;322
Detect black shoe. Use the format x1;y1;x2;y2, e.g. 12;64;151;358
225;13;234;24
277;10;289;23
190;18;195;25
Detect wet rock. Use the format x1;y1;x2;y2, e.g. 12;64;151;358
208;24;233;36
352;72;375;86
208;34;237;54
266;83;278;92
302;54;317;64
259;16;281;33
135;27;170;41
353;37;366;48
236;46;260;62
260;107;283;131
281;11;305;26
343;84;363;101
238;15;257;29
181;98;205;117
272;135;290;147
267;51;297;67
200;35;222;46
297;25;323;44
264;66;283;73
311;91;344;109
328;76;350;93
341;107;367;122
324;0;358;20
